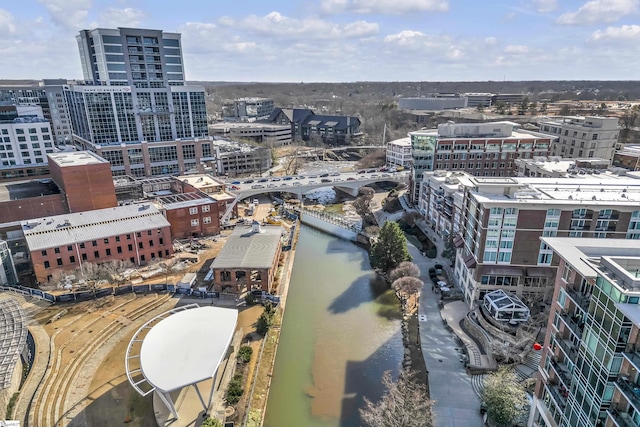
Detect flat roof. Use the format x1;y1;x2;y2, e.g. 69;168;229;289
139;306;238;392
22;204;170;251
156;192;216;209
176;174;224;188
47;151;107;167
387;137;411;147
0;179;60;202
211;225;282;270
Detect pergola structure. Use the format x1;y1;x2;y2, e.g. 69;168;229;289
0;297;27;390
125;304;238;419
483;289;530;323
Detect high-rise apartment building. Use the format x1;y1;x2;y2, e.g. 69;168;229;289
538;116;620;161
418;171;640;308
0;105;55;167
529;238;640;427
408;121;554;202
66;27;209;177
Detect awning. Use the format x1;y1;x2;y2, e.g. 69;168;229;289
482;266;524;276
526;267;556;278
453;235;464;248
463;253;476;269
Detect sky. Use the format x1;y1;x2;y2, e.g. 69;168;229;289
2;0;640;82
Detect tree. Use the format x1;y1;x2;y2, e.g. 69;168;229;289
369;221;412;274
528;101;538;115
493;101;507;115
353;186;375;218
392;276;423;310
481;367;528;427
360;370;434;427
202;417;223;427
517;97;529;115
559;104;572;116
389;261;421;282
441;236;457;265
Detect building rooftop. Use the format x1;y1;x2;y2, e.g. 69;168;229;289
22;204;170;251
0;179;60;202
176;174;224;189
387;137;411;147
47;151;107;167
209;122;289;131
156;192;216;210
210;225;283;270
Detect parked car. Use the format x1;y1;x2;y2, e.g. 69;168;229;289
357;170;366;174
320;173;330;178
308;174;317;178
251;184;265;189
347;177;356;181
244;179;255;184
366;169;376;173
259;178;269;182
330;172;340;176
321;178;332;183
296;175;305;179
271;177;281;182
293;182;302;186
231;181;241;185
283;176;293;181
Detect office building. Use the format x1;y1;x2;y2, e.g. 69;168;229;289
67;27;209;177
408;121;554;202
418;171;640;308
398;95;468;111
528;238;640;427
0;105;55;168
225;97;274;121
537;116;620;162
386;137;412;169
23;204;173;283
212;139;272;177
267;108;361;145
209;122;291;146
613;145;640;171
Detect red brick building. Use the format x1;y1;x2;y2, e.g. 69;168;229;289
48;151;117;212
22;204;172;283
156;192;221;239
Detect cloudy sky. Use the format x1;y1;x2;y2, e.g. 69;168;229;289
2;0;640;82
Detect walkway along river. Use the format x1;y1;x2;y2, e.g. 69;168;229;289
264;225;404;427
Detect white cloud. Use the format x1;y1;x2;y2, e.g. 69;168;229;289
504;44;530;54
531;0;557;12
484;36;498;45
219;12;379;40
590;24;640;41
321;0;448;14
0;9;17;35
96;7;145;28
36;0;91;29
557;0;638;25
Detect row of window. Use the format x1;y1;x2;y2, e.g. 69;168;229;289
44;249;171;268
2;127;49;135
40;233;165;256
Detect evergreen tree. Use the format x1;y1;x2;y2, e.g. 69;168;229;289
481;368;528;426
370;221;411;274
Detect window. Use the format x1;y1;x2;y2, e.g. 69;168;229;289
497;252;512;263
483;251;497;262
191;219;199;226
115;236;120;242
136;232;141;238
203;216;211;224
92;240;98;247
54;247;60;254
592;134;598;140
189;207;198;215
41;249;47;256
562;264;572;282
44;260;50;269
69;255;75;264
202;205;210;212
141;255;145;262
128;244;133;251
147;230;152;236
104;238;109;244
148;240;154;247
67;245;73;251
547;209;561;217
57;258;63;266
94;250;100;258
79;243;85;249
138;242;144;249
159;238;164;244
82;253;87;261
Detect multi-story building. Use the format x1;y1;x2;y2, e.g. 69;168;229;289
464;93;493;108
408;121;554;202
209;122;291;146
613;145;640;171
156;192;221;239
212;139;272;177
226;97;275;121
419;171;640;308
538;116;620;161
267;108;361;145
66;27;209;177
0;106;55;167
0;240;18;286
23;204;173;283
398;95;468;111
385;137;412;169
529;238;640;427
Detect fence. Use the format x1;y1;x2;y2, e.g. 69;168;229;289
0;283;220;304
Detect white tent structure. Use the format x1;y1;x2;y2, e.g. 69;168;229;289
125;304;238;419
483;289;530;323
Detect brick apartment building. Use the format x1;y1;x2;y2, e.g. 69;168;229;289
23;204;172;283
156;192;221;239
408;121;555;202
419;171;640;308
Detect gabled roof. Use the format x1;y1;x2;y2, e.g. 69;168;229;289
267;108;315;124
301;114;360;130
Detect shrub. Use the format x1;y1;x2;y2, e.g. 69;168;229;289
245;293;256;305
202;417;223;427
226;373;245;405
256;312;272;335
425;248;437;258
238;345;253;364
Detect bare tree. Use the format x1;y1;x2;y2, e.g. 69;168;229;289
352;186;375;218
392;276;423;311
389;261;421;282
400;211;422;228
360;370;434;427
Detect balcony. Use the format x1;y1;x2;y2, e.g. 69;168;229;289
616;377;640;411
565;287;591;312
608;409;639;427
554;335;578;361
550;358;572;386
623;351;640;373
546;383;568;411
559;312;584;338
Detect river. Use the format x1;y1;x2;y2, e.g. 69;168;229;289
264;225;403;427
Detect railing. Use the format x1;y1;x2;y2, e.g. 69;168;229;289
623;351;640;373
546;382;568;410
608;408;639;427
565;287;591;312
550;358;572;386
559;312;584;338
616;377;640;411
300;207;362;233
220;195;239;224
